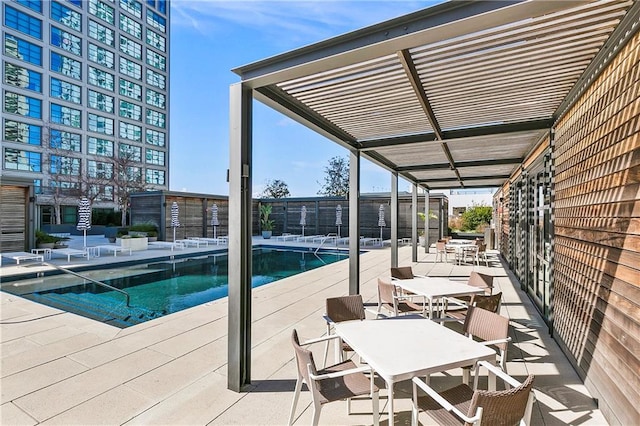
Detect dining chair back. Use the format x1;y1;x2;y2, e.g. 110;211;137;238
468;272;494;295
390;266;414;280
463;306;510;377
323;295;365;365
411;360;535;426
289;329;379;426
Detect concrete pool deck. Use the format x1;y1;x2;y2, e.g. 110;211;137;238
1;241;606;425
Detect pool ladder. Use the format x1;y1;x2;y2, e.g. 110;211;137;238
42;262;131;307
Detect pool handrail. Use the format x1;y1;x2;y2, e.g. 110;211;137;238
43;262;131;307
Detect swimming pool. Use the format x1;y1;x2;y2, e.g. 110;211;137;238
3;247;348;328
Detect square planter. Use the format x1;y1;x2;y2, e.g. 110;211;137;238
118;237;148;251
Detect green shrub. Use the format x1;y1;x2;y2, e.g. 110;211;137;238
461;204;492;232
130;222;158;233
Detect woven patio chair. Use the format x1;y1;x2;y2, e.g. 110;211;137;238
443;292;503;323
377;278;426;317
411;360;535;426
322;295;365;366
288;329;379;426
390;266;425;280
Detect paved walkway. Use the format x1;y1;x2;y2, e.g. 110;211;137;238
0;241;606;425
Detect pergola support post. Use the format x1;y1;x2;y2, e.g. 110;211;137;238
228;83;253;392
412;183;418;262
424;189;429;254
391;172;398;268
349;150;360;295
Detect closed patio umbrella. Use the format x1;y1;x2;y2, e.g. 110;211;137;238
300;206;307;237
336;204;342;237
171;201;180;242
378;204;386;242
211;203;219;239
76;197;92;248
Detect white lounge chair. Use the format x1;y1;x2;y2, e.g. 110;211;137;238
275;233;301;241
148;241;185;251
51;248;90;262
4;252;44;265
95;245;132;257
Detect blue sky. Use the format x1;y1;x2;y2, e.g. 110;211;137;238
168;1;441;197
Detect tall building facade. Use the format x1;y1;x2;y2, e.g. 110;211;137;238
2;0;169;224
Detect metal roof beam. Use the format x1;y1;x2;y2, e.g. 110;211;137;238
360;119;552;150
397;157;523;172
417;174;511;183
398;49;443;139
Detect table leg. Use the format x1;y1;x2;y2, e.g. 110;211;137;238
387;380;394;425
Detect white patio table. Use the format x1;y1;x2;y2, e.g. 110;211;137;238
334;317;496;424
393;277;484;318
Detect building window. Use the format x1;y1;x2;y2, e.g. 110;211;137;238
119;121;142;141
120;0;141;18
87;160;113;178
119;78;142;100
4;5;42;40
88;136;113;156
126;166;143;182
90;184;114;201
120;13;142;39
4;148;41;171
67;0;83;9
4;62;42;92
146;0;155;8
50;26;82;56
145;128;165;147
158;0;166;14
88;20;114;47
4;92;42;118
4;34;42;66
119;143;141;161
88;66;114;90
50;155;81;175
146;109;165;128
88;113;113;135
50;103;81;128
89;0;114;25
16;0;42;13
88;43;114;68
34;178;42;194
4;119;41;145
145;148;164;165
50;51;81;80
119;35;141;59
50;77;81;103
119;100;142;121
146;29;165;52
51;1;82;31
87;89;114;112
50;129;81;152
146;9;166;32
146;168;165;185
145;88;165;109
146;69;165;89
146;50;166;71
119;57;141;80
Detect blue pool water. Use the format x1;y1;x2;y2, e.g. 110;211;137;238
6;248;347;328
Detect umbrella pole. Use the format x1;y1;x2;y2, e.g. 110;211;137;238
84;230;87;248
214;226;217;239
173;227;176;242
380;227;382;242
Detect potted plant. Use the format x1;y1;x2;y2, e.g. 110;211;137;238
260;204;274;239
36;230;57;249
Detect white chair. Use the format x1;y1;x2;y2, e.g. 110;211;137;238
411;360;535;426
288;329;379;426
377;278;426;317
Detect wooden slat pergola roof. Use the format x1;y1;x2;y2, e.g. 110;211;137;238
231;0;637;190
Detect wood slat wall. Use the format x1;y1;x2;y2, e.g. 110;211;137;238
552;31;639;425
0;186;28;252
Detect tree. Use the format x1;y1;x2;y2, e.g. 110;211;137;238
461;203;492;232
261;179;290;198
108;147;148;226
317;156;349;196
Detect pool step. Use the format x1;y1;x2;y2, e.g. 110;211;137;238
30;291;161;327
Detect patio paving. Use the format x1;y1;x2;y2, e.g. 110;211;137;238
0;240;607;425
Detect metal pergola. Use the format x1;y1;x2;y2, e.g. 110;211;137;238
227;0;638;390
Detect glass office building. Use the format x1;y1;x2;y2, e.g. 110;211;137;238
2;0;169;223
